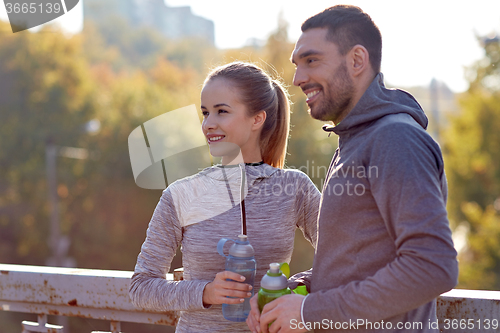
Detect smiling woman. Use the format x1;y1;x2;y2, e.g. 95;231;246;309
201;78;265;165
129;61;321;332
201;62;291;168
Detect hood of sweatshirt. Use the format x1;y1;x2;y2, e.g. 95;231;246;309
200;162;278;186
324;73;428;136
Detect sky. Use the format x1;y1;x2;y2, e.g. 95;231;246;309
1;0;500;93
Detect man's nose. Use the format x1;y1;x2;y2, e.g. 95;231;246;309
293;66;308;87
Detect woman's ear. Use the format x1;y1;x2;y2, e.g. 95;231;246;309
252;111;267;131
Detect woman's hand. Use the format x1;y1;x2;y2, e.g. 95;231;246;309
203;271;253;305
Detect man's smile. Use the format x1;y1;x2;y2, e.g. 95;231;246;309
306;89;321;104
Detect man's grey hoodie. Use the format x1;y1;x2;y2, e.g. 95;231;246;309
299;73;458;332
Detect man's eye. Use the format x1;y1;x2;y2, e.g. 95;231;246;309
307;58;317;64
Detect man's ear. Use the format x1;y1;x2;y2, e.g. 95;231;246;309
252;110;267;130
348;45;370;77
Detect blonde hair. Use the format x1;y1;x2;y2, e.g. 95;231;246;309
204;62;290;168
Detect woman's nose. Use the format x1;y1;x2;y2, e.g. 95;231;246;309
202;115;217;131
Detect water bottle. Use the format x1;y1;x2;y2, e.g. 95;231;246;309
217;234;256;322
258;263;292;312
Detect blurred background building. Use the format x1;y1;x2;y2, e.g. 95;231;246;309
83;0;215;45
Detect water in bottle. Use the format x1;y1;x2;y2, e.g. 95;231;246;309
217;234;256;321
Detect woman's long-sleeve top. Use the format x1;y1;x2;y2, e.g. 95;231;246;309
129;163;320;332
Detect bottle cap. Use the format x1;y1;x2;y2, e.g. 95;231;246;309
269;263;280;273
260;263;288;290
228;234;255;258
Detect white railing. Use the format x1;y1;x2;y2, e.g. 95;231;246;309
1;263;500;332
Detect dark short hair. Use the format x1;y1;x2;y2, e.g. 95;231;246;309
301;5;382;73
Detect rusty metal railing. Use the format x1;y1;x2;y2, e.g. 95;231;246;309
437;289;500;332
0;264;182;332
2;263;500;332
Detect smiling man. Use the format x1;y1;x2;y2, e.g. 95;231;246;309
247;5;458;333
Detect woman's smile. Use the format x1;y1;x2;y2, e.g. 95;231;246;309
206;134;226;144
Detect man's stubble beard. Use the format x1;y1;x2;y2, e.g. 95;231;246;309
309;62;355;123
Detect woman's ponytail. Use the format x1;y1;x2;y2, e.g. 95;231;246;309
260;80;290;168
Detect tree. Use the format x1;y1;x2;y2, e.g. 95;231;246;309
0;21;95;264
443;34;500;289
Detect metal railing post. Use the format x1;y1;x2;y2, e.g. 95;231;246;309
21;314;63;333
110;321;121;333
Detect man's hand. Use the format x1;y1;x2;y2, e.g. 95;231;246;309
246;294;261;332
202;271;252;305
259;294;308;333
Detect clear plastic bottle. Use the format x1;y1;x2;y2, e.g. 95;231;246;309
217;234;256;322
258;263;292;312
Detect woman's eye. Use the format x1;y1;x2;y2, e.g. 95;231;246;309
218;109;227;114
201;110;209;116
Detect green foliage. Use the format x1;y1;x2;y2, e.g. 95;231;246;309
458;202;500;290
445;92;500;223
466;36;500;93
0;20;95;264
443;35;500;289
